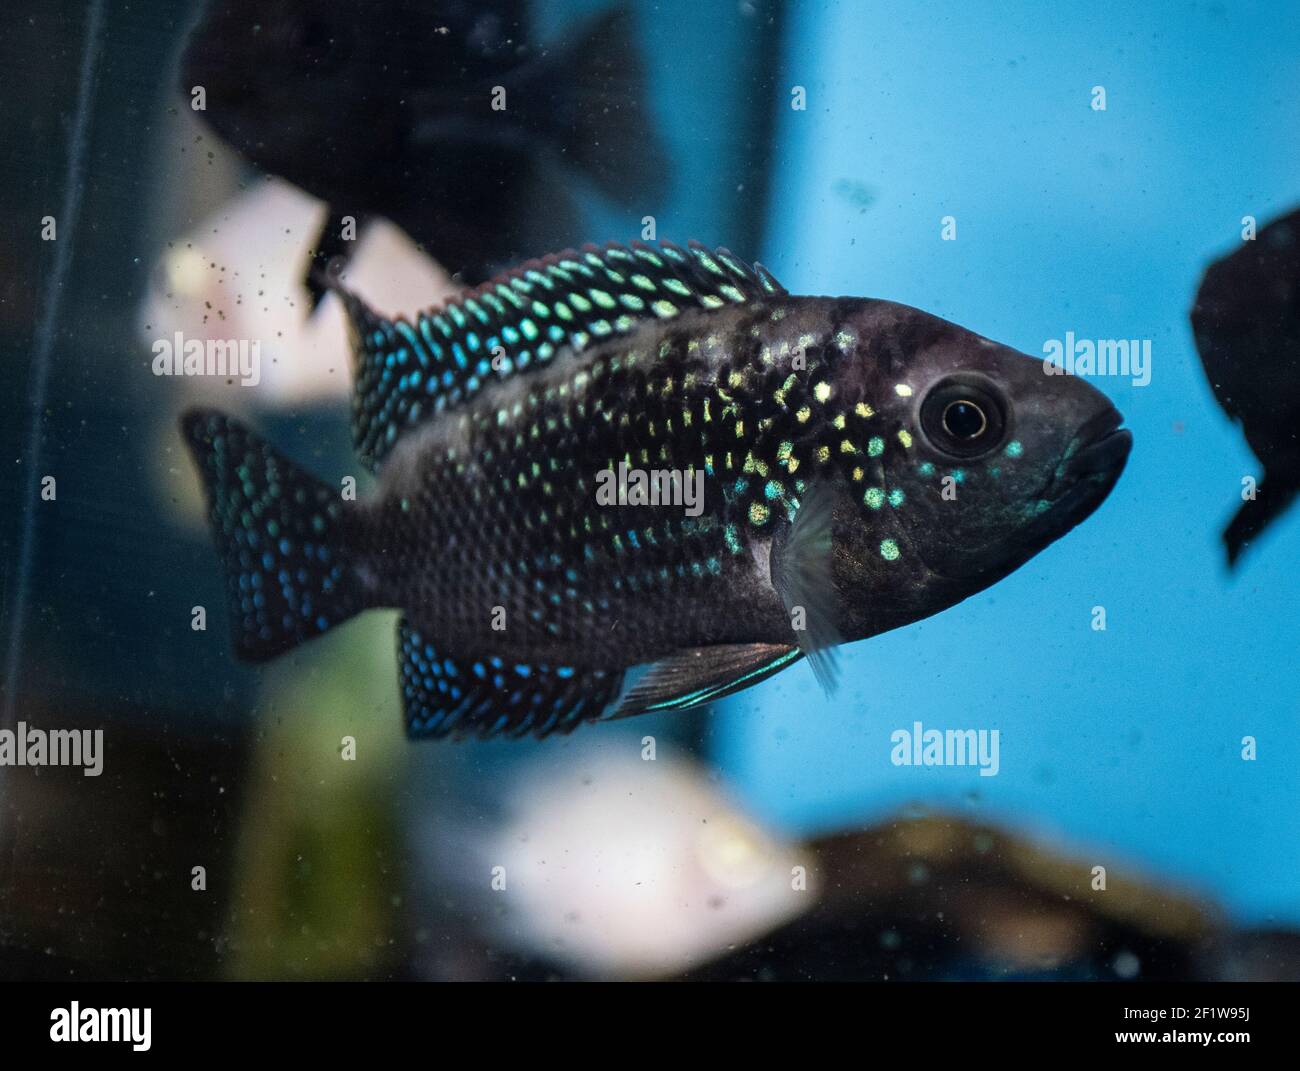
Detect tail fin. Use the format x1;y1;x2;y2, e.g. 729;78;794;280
1223;476;1297;568
514;6;669;206
180;409;367;661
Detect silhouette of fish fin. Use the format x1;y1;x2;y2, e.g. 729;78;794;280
1224;478;1297;568
613;643;801;718
770;479;842;696
514;5;669;205
180;409;367;661
329;241;783;470
304;208;364;312
399;620;623;739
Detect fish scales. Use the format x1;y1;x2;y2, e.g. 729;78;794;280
182;240;1132;738
354;298;863;667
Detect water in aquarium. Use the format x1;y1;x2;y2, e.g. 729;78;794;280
0;0;1297;1040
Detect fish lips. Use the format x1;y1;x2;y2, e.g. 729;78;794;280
929;406;1132;582
1012;405;1132;558
1044;425;1131;527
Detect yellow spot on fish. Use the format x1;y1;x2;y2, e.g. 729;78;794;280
894;384;913;397
796;406;811;423
815;445;830;463
897;429;913;448
833;414;846;430
851;466;864;482
749;502;770;525
855;402;874;418
814;382;832;402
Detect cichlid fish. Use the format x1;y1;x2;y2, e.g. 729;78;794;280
181;241;1132;739
1190;206;1300;566
181;0;668;308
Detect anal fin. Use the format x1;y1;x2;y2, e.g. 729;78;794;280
398;619;623;739
613;643;802;718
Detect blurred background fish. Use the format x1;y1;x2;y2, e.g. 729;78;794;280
1190;206;1300;566
181;0;670;309
415;748;813;979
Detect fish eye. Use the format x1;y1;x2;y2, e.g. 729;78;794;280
919;376;1008;459
942;399;987;439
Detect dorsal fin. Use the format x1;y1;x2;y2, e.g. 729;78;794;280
330;241;787;471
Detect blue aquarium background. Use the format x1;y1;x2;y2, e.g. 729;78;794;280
0;0;1296;981
714;0;1300;926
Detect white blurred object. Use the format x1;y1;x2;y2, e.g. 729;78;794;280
139;177;458;406
484;747;815;979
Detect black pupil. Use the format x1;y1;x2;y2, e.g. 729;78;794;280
944;400;986;439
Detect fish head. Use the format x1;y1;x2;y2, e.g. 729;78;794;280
832;302;1131;626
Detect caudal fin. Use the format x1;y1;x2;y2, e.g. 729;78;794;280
1223;477;1297;568
180;409;366;660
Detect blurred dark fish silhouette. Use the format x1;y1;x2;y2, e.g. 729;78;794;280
181;0;668;308
1190;207;1300;566
181;240;1130;740
685;815;1220;982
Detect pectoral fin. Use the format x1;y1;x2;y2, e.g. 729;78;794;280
770;479;842;695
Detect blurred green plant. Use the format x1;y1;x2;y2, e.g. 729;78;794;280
223;611;408;979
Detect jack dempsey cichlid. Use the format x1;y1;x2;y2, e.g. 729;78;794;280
182;241;1132;738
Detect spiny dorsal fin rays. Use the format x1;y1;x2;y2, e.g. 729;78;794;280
328;240;787;472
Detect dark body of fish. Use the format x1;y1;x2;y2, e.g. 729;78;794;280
1191;207;1300;566
182;242;1131;738
180;0;667;306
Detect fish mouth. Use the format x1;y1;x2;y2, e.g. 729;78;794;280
927;406;1131;582
1019;405;1132;548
